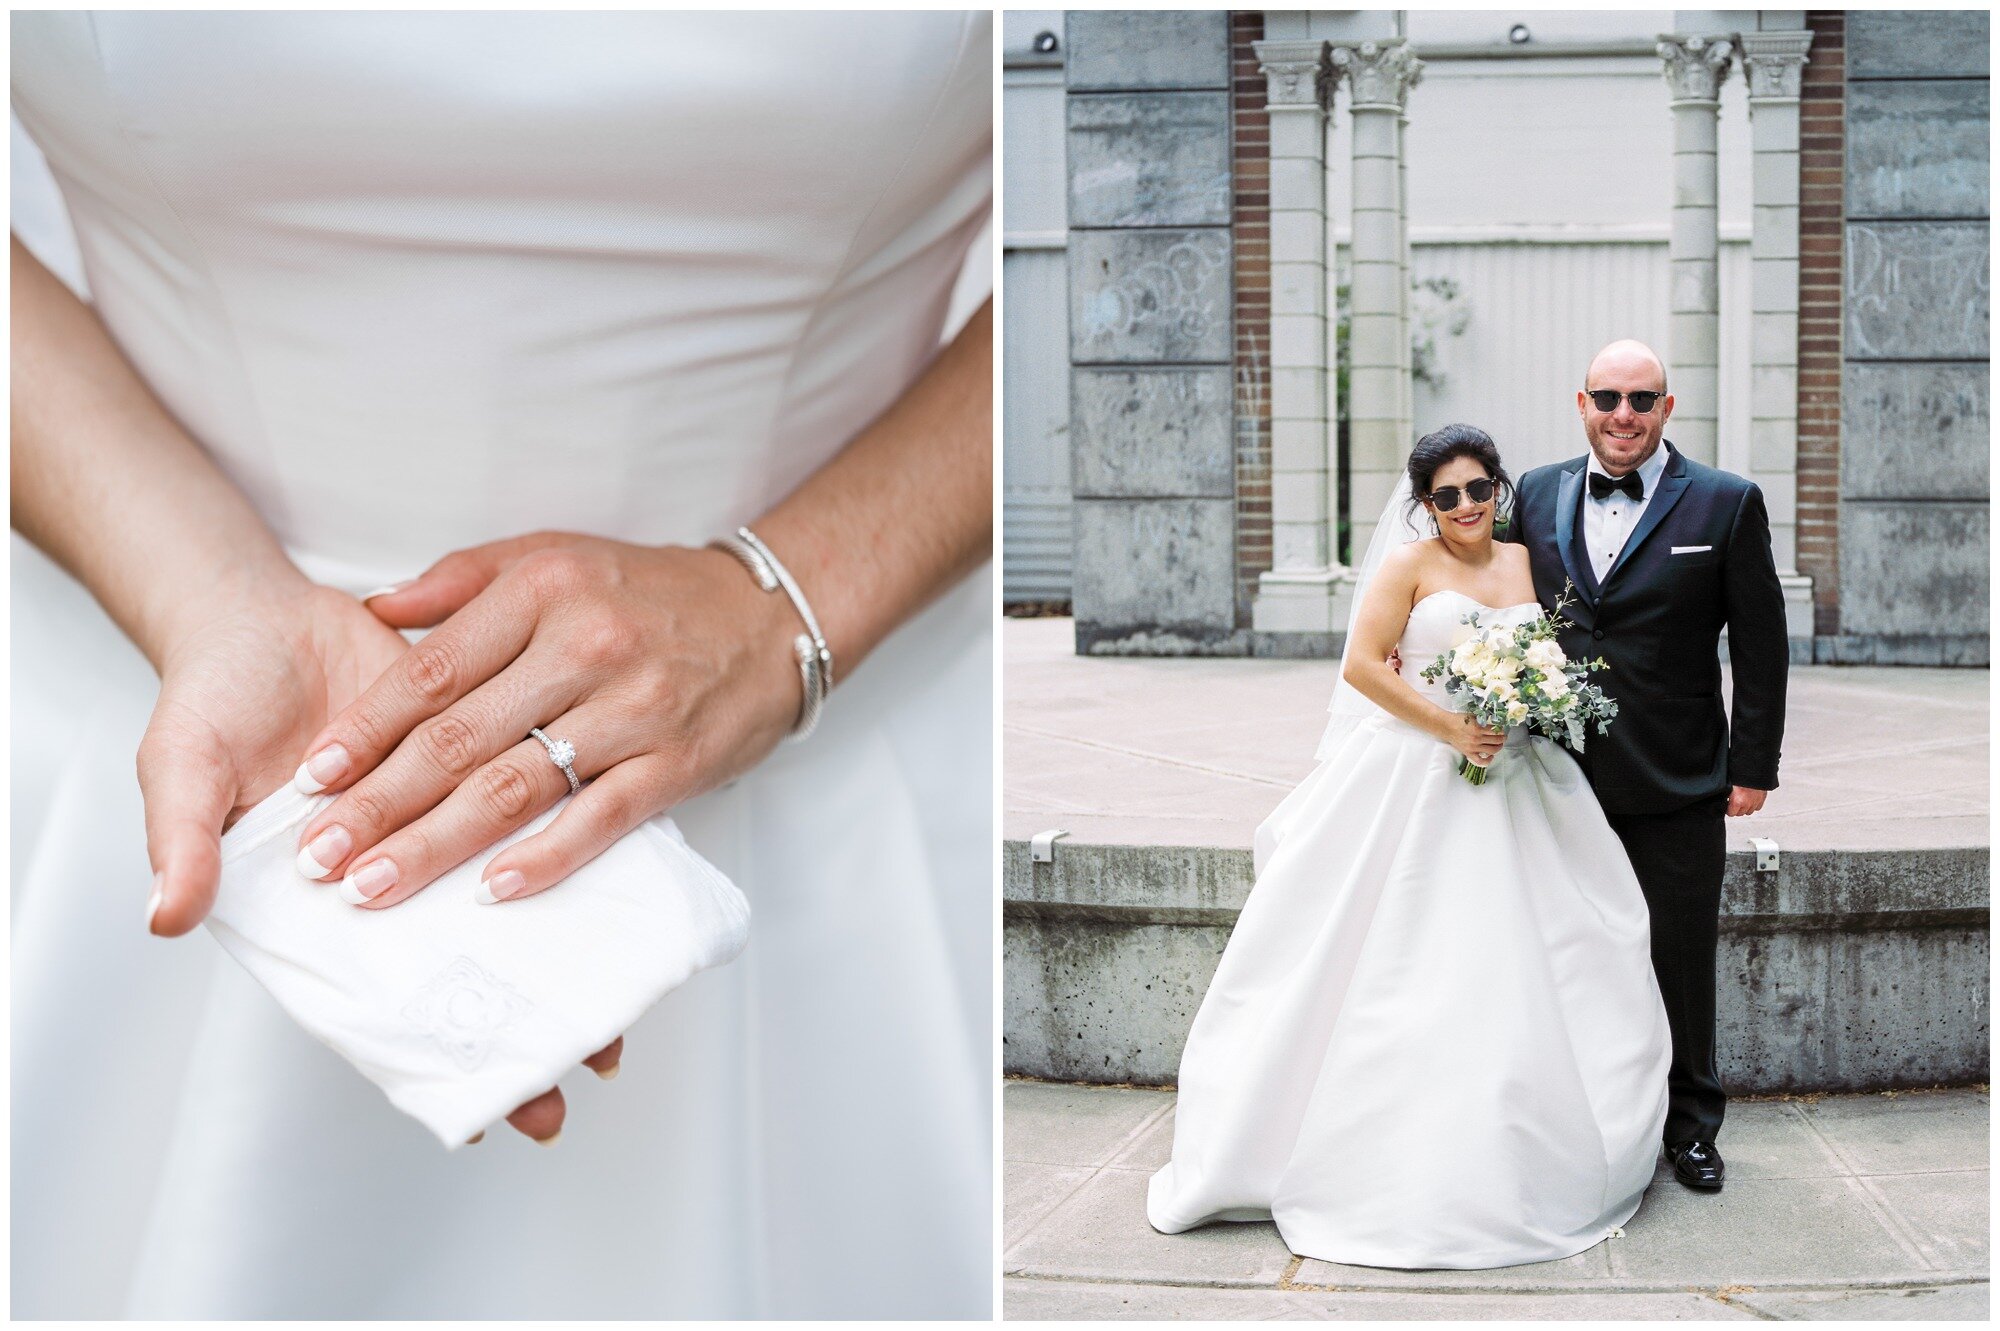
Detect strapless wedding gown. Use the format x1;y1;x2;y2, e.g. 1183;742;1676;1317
1147;591;1671;1269
11;12;990;1319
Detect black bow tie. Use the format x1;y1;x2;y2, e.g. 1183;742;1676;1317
1589;470;1644;502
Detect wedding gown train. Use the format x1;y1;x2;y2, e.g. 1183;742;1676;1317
1147;591;1671;1269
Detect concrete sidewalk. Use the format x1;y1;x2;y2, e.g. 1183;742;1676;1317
1004;617;1988;854
1004;1080;1990;1320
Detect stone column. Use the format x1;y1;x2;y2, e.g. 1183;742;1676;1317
1657;34;1734;467
1250;39;1343;635
1739;28;1817;644
1398;103;1414;448
1331;39;1421;564
1064;11;1237;654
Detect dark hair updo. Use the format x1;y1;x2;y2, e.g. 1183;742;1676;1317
1404;423;1513;525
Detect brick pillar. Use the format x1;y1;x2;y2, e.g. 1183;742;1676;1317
1796;12;1844;639
1231;12;1272;628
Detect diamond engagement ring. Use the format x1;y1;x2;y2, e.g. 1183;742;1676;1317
529;727;582;794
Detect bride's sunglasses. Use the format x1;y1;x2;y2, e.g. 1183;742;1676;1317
1425;478;1497;512
1584;389;1663;414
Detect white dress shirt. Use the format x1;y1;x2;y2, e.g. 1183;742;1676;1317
1584;445;1670;578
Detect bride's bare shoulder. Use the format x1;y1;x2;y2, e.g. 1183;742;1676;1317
1379;537;1447;584
1381;537;1440;571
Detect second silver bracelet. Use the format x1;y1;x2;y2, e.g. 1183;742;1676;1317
712;528;833;741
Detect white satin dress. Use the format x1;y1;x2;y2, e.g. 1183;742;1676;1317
11;12;991;1319
1147;592;1671;1269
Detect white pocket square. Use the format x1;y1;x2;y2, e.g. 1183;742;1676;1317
1671;545;1713;554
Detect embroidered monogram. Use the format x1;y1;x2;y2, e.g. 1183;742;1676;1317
402;956;534;1072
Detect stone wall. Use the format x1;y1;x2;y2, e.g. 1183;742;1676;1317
1067;11;1243;654
1833;10;1989;664
1004;840;1991;1093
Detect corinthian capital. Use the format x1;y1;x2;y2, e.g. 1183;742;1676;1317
1330;39;1421;112
1253;38;1333;111
1656;34;1734;105
1738;30;1814;102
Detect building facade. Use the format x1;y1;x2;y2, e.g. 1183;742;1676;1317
1002;9;1988;664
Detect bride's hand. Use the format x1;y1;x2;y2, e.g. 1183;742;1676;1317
141;581;407;936
1438;711;1506;768
138;578;620;1144
287;532;800;913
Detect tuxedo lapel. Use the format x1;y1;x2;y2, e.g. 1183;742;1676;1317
1554;464;1598;604
1604;442;1690;586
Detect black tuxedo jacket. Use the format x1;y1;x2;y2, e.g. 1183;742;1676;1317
1503;441;1787;815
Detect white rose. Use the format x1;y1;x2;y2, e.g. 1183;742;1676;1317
1540;672;1571;700
1490;652;1524;681
1506;699;1530;725
1491;679;1518;704
1524;639;1566;673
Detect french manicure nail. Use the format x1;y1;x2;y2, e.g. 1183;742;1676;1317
476;869;526;905
296;825;351;880
361;580;413;602
294;743;350;795
340;858;397;905
594;1062;621;1082
535;1129;562;1149
146;872;165;934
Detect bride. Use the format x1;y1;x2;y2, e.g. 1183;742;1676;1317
1146;424;1671;1270
12;11;989;1318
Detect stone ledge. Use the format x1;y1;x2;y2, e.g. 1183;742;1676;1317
1004;840;1990;922
1004;840;1990;1091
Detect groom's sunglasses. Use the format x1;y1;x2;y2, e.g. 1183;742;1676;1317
1426;478;1497;512
1584;389;1663;414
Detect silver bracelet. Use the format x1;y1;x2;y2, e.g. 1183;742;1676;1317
711;527;833;741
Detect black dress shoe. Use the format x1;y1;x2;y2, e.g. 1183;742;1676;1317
1666;1140;1725;1190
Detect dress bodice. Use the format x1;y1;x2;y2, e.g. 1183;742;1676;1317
10;11;991;590
1395;591;1541;709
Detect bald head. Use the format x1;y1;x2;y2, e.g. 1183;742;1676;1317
1585;339;1668;394
1577;339;1674;474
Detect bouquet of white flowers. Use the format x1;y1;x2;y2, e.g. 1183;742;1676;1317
1419;590;1618;785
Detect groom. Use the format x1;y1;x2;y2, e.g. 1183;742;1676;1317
1504;339;1788;1193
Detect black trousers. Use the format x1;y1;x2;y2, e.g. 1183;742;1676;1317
1604;793;1728;1145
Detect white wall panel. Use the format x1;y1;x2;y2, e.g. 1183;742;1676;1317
1003;247;1072;601
1004;56;1073;602
1408;237;1751;480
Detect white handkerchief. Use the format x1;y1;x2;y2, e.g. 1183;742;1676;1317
1670;545;1713;554
207;782;750;1148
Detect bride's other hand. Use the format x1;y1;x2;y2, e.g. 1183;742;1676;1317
11;236;406;934
291;301;992;911
1340;544;1505;765
13;237;608;1144
1441;713;1507;769
289;533;802;910
138;585;408;936
145;577;630;1146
